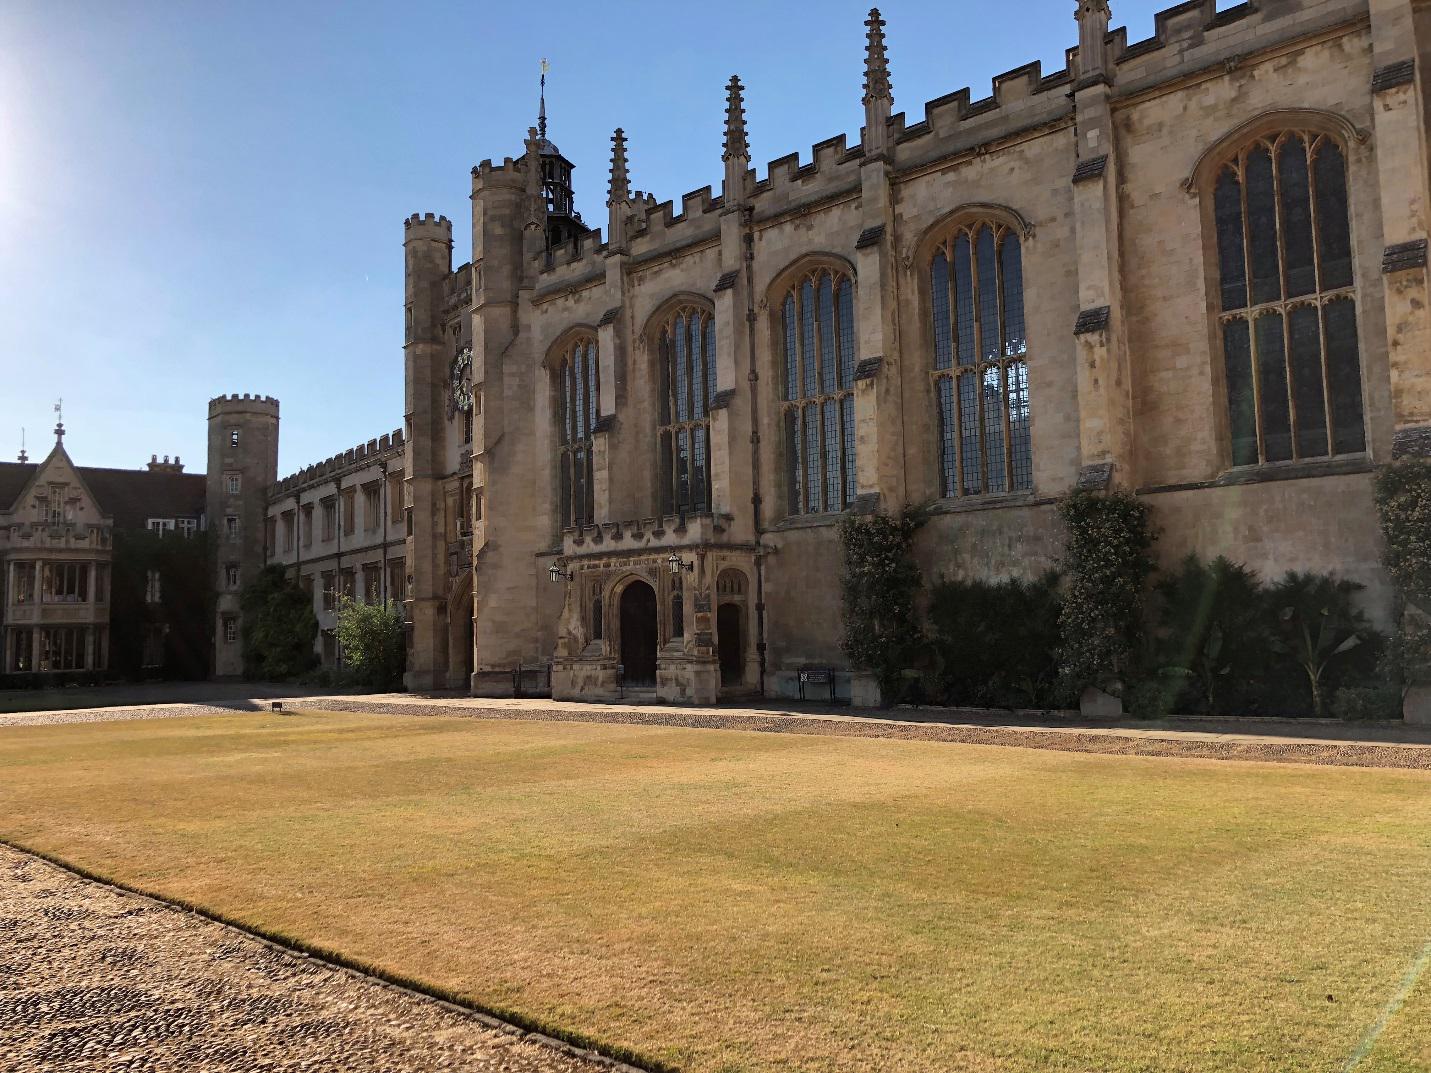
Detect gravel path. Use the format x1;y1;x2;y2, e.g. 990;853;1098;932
4;693;1431;771
0;844;622;1073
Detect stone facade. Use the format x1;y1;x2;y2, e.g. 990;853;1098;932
262;433;406;669
401;0;1431;703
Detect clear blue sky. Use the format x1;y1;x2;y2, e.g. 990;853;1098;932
1;0;1188;478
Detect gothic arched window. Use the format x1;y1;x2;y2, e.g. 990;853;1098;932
657;306;716;515
555;335;598;528
780;266;857;515
928;221;1031;497
1213;131;1364;465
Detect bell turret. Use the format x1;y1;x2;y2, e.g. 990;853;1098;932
533;60;587;250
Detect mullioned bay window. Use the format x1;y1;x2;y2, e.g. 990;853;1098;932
657;306;716;515
780;267;857;516
1213;131;1365;466
928;222;1032;498
556;335;599;529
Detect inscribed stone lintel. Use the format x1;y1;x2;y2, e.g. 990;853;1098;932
1076;462;1115;490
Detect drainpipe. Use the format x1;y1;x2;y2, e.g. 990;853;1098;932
741;206;767;697
292;492;302;582
379;459;389;605
333;477;342;665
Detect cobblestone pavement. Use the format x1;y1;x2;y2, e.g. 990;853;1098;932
4;692;1431;770
0;845;617;1073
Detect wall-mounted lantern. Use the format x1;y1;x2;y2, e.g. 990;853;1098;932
667;551;694;575
548;561;574;583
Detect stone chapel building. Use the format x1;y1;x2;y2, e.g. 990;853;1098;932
262;0;1431;704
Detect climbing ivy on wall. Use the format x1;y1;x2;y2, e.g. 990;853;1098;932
1056;489;1156;692
838;505;928;704
1374;458;1431;612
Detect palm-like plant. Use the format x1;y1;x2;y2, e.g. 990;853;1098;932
1266;572;1372;718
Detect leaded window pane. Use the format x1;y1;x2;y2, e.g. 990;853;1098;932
930;223;1031;499
1246;145;1281;306
838;280;856;389
1255;312;1292;463
555;338;599;528
1325;298;1365;455
778;268;857;516
1314;140;1353;290
783;295;798;402
1278;136;1317;299
1213;131;1364;466
1223;319;1258;467
1214;170;1248;312
931;251;952;370
1288;304;1328;459
656;307;716;514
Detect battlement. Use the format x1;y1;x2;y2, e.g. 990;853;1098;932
404;212;453;240
208;393;280;418
269;427;406;496
529;0;1347;278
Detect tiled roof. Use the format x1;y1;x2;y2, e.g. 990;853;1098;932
0;462;206;531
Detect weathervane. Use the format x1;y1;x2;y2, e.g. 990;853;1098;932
53;398;64;441
18;426;27;464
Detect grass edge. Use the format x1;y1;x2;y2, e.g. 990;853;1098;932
0;834;677;1073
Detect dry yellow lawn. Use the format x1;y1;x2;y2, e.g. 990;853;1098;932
1;710;1428;1072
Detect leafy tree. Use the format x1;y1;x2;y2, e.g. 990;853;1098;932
838;505;929;705
239;565;318;680
1056;490;1156;692
1146;555;1268;715
1265;571;1378;719
334;596;406;690
927;571;1064;709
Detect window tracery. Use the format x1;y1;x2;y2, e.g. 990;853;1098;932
555;335;599;528
656;306;716;515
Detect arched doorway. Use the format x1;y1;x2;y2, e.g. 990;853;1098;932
716;569;748;688
718;604;743;685
619;579;658;687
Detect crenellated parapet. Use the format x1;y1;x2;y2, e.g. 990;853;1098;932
404;212;453;243
208;393;280;418
267;427;405;498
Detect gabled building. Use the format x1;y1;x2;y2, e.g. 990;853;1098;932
0;419;208;683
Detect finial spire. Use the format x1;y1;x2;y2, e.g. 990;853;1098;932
1074;0;1112;85
53;398;64;443
863;8;892;105
722;75;751;210
722;75;748;163
608;128;631;251
608;128;629;207
18;427;27;464
861;8;894;160
538;58;549;140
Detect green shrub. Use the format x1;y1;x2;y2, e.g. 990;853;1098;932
926;571;1065;709
240;565;318;681
334;597;406;691
838;505;929;705
1143;555;1270;715
1265;571;1381;719
1056;490;1156;692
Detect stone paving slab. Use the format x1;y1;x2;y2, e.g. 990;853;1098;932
0;844;621;1073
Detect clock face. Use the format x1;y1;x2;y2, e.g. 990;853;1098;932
450;347;473;413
